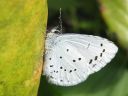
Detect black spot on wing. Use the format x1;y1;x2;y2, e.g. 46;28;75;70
60;80;63;82
100;53;103;57
100;43;103;47
69;70;72;73
103;49;105;52
73;60;76;62
89;59;93;64
78;58;81;60
74;69;77;71
50;76;54;78
56;71;58;73
50;65;53;67
94;56;98;60
92;64;97;68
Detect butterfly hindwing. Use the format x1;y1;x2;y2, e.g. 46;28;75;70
44;33;118;86
44;39;90;86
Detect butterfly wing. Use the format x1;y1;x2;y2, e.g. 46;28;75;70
44;34;118;86
44;37;90;86
56;34;118;74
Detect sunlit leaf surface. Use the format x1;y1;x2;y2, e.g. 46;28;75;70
0;0;47;96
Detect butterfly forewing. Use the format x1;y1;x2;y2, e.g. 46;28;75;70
58;34;118;73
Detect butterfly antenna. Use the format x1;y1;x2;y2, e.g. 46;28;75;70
59;8;63;33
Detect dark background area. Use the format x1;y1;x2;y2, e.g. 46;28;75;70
47;0;107;36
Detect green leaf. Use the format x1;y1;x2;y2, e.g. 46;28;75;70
0;0;47;95
99;0;128;48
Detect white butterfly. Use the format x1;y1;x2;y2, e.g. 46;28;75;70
43;27;118;86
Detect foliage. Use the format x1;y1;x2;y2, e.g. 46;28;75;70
99;0;128;48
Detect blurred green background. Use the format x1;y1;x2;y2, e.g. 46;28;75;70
38;0;128;96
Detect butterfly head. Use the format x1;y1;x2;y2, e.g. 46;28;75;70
47;27;61;38
46;27;60;51
51;27;60;34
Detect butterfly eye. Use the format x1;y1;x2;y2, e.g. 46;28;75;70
51;29;60;33
54;30;60;33
50;27;60;33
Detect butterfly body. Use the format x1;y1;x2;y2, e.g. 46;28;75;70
44;28;118;86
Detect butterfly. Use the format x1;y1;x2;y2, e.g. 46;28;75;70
43;27;118;86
